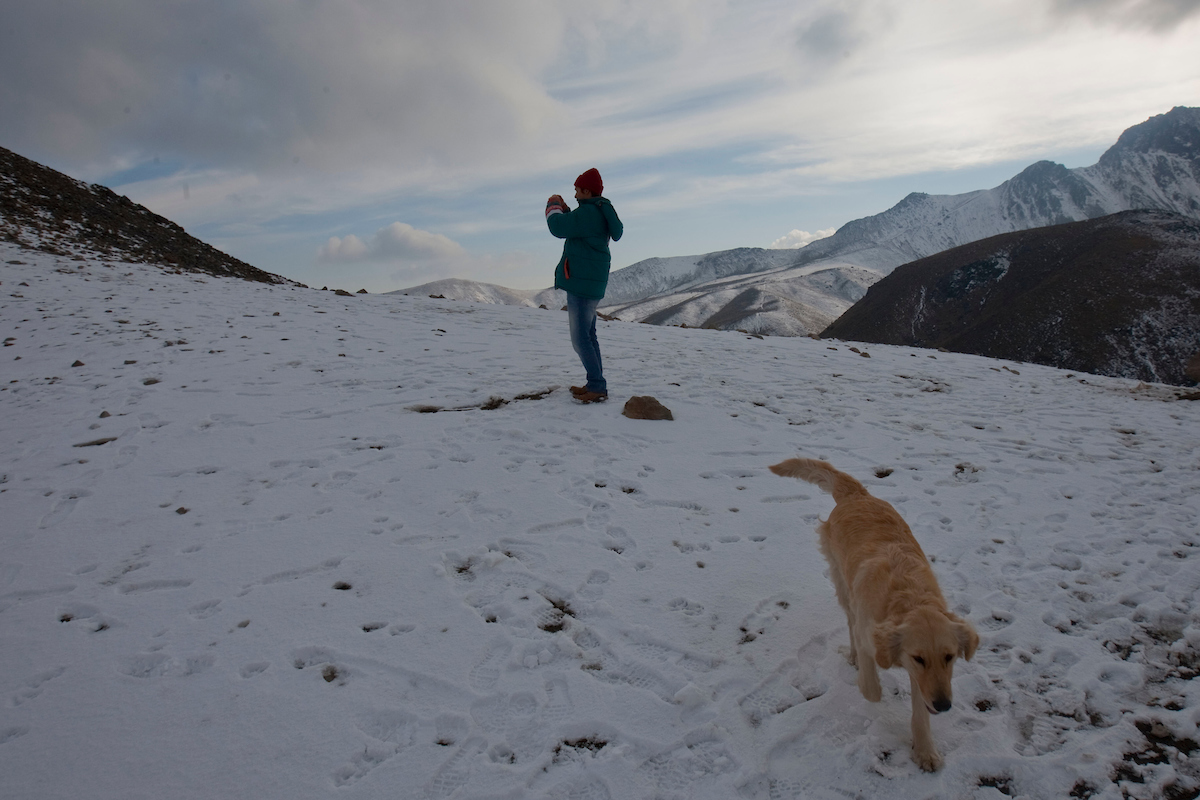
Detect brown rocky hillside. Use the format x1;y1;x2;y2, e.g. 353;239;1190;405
822;210;1200;387
0;145;294;285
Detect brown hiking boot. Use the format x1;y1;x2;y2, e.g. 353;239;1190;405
570;385;588;396
575;390;608;404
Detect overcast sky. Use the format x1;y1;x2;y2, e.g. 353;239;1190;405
3;0;1198;292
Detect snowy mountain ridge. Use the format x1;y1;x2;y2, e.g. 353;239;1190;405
789;106;1200;276
390;277;545;307
601;262;879;336
600;248;802;306
399;106;1200;339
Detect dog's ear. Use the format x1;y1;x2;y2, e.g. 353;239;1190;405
954;618;979;661
872;622;903;669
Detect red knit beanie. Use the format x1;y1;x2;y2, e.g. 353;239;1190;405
574;168;603;196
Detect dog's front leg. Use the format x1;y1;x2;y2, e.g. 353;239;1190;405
828;558;857;667
843;611;859;667
908;672;943;772
854;626;882;702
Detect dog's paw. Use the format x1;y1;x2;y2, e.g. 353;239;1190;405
838;644;858;667
912;746;943;772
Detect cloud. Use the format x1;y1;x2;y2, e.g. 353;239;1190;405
373;223;466;261
770;228;837;249
795;7;869;64
0;1;570;175
0;1;740;186
9;1;1191;201
5;0;1197;293
1048;0;1200;32
318;235;370;262
319;222;464;264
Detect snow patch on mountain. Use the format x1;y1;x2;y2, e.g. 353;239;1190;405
601;248;801;306
788;106;1200;277
603;264;879;334
390;278;546;307
770;227;837;249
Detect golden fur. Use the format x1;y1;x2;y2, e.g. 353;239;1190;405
769;458;979;771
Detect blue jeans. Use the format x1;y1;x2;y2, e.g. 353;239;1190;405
566;292;606;394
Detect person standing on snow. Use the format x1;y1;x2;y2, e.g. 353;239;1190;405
545;167;623;404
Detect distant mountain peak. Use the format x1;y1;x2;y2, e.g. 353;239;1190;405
1013;160;1071;180
1100;105;1200;163
769;106;1200;280
895;191;931;208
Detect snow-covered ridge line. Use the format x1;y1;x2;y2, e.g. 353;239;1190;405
400;107;1200;341
786;106;1200;277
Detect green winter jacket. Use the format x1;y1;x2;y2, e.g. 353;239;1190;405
548;197;623;300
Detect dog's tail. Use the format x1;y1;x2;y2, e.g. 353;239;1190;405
769;458;868;503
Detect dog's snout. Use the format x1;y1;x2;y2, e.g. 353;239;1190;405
932;698;952;714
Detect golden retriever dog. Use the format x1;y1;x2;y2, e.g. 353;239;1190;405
769;458;979;771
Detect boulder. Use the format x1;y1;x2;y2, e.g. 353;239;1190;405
622;396;673;420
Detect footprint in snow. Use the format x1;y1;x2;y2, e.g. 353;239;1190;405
0;584;77;614
668;597;705;617
238;662;269;679
601;525;636;557
582;647;684;703
542;676;574;723
578;569;609;600
332;743;398;788
586;501;613;532
188;599;221;619
424;736;486;799
739;665;816;727
636;736;737;794
545;777;612;800
492;538;547;570
0;726;30;746
117;578;193;595
621;631;715;675
998;646;1090;756
736;593;800;647
37;489;91;529
979;609;1015;631
238;556;344;596
112;444;138;469
468;640;511;691
470;691;538;734
526;518;585;535
119;652;215;679
57;603;117;633
332;709;418;787
11;666;67;707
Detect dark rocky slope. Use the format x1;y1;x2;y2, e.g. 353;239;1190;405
822;210;1200;386
1;145;293;285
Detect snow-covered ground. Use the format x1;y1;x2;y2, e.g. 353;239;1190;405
2;243;1198;800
